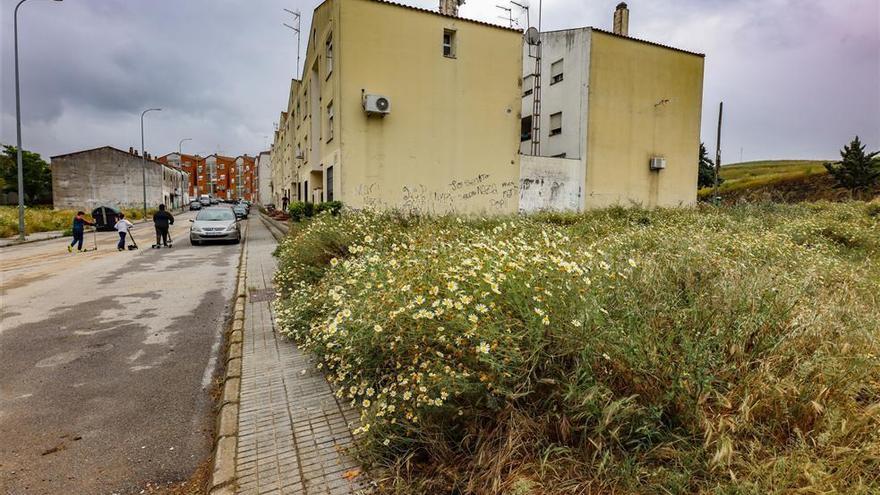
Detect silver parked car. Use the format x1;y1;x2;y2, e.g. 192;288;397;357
189;207;241;245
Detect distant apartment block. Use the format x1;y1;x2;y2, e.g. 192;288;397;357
519;3;705;210
271;0;523;214
159;153;205;198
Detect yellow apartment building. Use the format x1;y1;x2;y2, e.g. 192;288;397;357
271;0;523;214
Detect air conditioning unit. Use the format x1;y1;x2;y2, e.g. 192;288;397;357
363;94;391;115
649;156;666;171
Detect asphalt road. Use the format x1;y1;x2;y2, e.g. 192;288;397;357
0;212;245;494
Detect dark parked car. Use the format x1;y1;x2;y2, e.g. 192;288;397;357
189;201;202;211
233;204;248;219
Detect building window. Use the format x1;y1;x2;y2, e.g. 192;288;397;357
521;116;532;142
304;180;309;203
552;153;567;158
325;33;333;76
522;74;534;97
550;59;564;85
326;101;334;142
326;166;334;202
443;29;456;58
550;112;562;136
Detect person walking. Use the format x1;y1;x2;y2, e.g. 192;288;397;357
114;213;134;251
68;211;95;253
152;204;175;248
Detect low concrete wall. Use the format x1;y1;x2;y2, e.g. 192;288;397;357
519;155;583;213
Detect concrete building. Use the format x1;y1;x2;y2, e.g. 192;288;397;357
270;0;523;214
255;151;272;205
519;3;705;210
51;146;189;211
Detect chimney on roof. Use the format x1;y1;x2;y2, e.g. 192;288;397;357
613;2;629;36
439;0;464;17
129;146;134;154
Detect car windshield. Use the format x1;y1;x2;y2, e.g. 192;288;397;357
196;209;235;221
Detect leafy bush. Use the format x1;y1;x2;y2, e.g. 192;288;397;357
288;201;312;222
289;201;343;222
315;200;344;216
273;203;880;494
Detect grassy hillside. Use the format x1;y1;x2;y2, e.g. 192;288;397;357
699;159;880;203
699;160;827;197
273;204;880;494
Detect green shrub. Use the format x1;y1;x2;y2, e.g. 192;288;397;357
288;201;313;222
289;201;343;222
273;203;880;494
315;200;344;216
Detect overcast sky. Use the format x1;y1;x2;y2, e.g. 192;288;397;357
1;0;878;162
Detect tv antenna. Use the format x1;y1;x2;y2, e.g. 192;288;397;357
495;4;515;28
283;8;301;79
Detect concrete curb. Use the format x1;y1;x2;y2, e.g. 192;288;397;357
208;221;249;494
259;212;288;241
0;231;67;248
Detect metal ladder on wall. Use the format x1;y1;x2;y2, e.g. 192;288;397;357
530;42;542;156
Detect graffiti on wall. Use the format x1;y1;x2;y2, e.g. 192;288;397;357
355;173;519;214
519;156;582;212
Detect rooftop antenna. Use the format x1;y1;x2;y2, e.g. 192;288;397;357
283;8;301;79
495;4;515;28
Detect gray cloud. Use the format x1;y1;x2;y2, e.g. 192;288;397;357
1;0;878;163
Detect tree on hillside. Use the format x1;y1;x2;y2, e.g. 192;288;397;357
825;136;880;195
0;145;52;204
698;142;720;189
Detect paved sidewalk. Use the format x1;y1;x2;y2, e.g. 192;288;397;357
236;216;365;494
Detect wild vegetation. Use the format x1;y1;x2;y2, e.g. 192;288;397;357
273;203;880;494
698;159;828;198
0;206;158;238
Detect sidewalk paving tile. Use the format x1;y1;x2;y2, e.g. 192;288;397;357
236;218;366;494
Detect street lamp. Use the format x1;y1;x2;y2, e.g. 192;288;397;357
178;137;192;155
13;0;63;241
141;107;161;220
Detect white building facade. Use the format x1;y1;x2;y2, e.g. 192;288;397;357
256;151;272;205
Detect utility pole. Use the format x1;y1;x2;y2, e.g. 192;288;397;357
713;102;723;205
283;8;301;79
14;0;63;240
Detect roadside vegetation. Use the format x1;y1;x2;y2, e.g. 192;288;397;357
0;206;159;238
273;202;880;494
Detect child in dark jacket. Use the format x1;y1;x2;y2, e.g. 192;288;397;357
68;211;95;252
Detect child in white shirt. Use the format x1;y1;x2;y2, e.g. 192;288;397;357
114;213;134;251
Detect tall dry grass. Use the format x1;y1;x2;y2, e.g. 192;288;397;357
274;202;880;494
0;206;159;238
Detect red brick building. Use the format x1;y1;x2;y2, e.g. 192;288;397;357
159;152;257;201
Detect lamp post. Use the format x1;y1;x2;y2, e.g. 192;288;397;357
178;137;191;155
177;138;191;209
141;108;162;220
14;0;63;241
